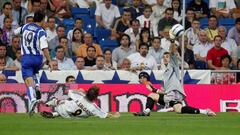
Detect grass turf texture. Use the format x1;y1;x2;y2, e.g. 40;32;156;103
0;112;239;135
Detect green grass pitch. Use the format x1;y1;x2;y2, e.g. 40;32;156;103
0;112;239;135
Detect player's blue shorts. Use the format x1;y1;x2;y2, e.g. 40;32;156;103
21;55;43;80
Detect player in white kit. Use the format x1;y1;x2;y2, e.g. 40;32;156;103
41;85;120;119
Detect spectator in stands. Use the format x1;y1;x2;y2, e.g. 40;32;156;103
161;26;179;51
119;58;132;70
84;46;97;67
95;0;120;29
92;55;111;70
188;0;210;19
204;15;218;42
228;18;240;46
209;0;236;18
137;5;153;31
13;48;21;70
0;28;3;41
71;28;83;56
136;28;152;51
12;0;28;26
185;19;201;46
104;48;117;70
75;56;85;70
112;9;132;38
51;36;72;58
26;0;41;18
54;0;71;21
40;0;56;17
65;75;76;84
124;19;141;48
219;54;232;70
151;0;167;36
112;34;135;66
0;2;18;29
76;33;102;58
25;15;34;23
0;43;18;70
1;17;15;46
178;37;195;69
218;26;238;67
46;17;57;45
7;36;20;60
171;0;182;22
54;46;76;70
193;30;213;69
127;0;144;19
207;35;228;70
142;0;156;6
127;43;158;70
180;7;195;30
48;25;65;51
148;37;166;65
158;8;178;37
50;59;59;71
0;73;7;83
67;18;83;41
237;59;240;83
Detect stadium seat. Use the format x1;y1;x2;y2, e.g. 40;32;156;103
99;39;119;51
218;18;235;31
89;8;96;18
94;28;112;43
63;18;74;28
78;16;96;35
71;7;89;15
199;18;208;29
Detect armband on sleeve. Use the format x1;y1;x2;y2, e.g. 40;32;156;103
149;85;158;93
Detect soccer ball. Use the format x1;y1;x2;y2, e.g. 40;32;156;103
169;24;184;39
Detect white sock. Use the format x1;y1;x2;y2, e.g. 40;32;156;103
158;107;174;112
27;87;36;102
52;112;59;117
199;109;207;115
144;108;151;114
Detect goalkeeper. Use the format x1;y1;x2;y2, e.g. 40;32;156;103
134;41;216;116
41;85;120;119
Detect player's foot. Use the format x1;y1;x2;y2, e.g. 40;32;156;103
40;111;54;118
206;109;216;116
46;97;58;107
29;100;38;117
133;112;150;116
35;86;41;100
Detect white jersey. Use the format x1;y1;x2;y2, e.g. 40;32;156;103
55;90;108;118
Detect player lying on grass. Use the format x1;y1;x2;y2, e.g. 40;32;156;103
41;85;120;119
134;42;216;117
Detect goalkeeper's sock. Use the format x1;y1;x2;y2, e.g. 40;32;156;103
199;109;208;115
181;106;200;114
146;97;155;110
52;112;59;117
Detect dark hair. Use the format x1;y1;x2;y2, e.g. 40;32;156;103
143;5;152;12
65;75;75;83
56;25;65;31
31;0;41;5
171;0;181;16
86;46;96;52
235;17;240;24
140;28;151;45
33;11;45;22
119;34;131;46
3;2;11;9
165;8;174;14
138;71;150;81
213;35;222;41
55;45;64;52
72;28;83;42
103;48;113;65
96;55;104;60
139;42;149;50
186;7;194;13
3;16;11;23
221;54;232;64
163;52;170;55
47;16;55;22
209;15;218;20
58;36;68;43
130;19;140;25
152;37;161;42
86;85;100;102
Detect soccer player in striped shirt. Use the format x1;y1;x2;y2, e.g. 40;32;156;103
14;11;53;116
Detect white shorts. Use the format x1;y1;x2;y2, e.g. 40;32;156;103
164;90;184;107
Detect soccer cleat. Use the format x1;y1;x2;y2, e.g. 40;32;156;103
206;109;216;116
40;111;54;118
133;112;150;116
35;86;41;100
45;97;58;107
29;100;38;116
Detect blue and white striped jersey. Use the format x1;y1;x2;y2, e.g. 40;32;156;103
14;23;48;56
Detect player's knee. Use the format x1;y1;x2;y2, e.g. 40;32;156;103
173;103;182;113
148;93;159;101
